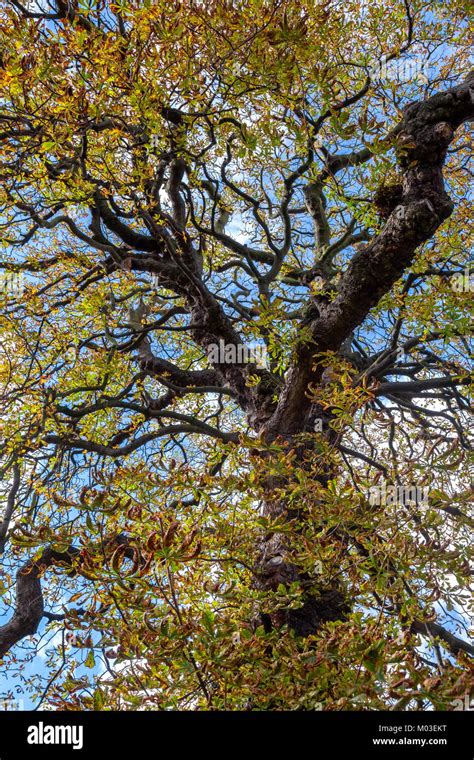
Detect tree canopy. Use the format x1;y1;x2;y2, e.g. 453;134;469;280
0;0;472;710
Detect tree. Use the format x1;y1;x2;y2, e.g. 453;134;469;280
0;0;472;710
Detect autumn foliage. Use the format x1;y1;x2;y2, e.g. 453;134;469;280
0;0;472;710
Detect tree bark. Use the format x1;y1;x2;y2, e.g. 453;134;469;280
253;72;474;638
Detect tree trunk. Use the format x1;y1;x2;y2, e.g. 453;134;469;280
254;427;350;637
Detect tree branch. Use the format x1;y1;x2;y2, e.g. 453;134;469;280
265;71;474;437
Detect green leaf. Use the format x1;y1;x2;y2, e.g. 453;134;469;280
84;650;96;669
